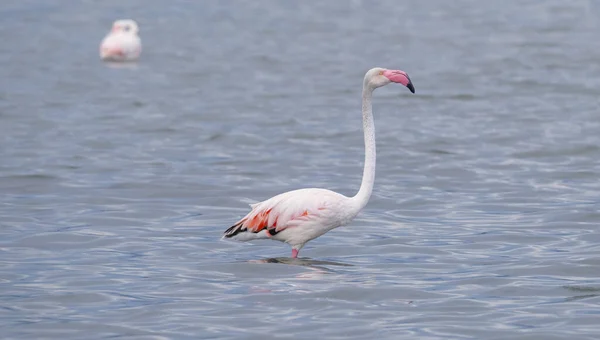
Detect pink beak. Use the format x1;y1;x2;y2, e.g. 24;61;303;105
383;70;415;93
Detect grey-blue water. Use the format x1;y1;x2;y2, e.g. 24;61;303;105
1;1;599;339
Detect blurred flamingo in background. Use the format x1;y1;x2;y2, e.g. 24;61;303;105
224;67;415;258
100;19;142;62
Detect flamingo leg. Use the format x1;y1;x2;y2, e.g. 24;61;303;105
291;249;299;258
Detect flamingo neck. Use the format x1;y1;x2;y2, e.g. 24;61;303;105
351;83;376;211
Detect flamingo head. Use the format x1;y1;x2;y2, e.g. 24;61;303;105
365;67;415;93
110;19;140;35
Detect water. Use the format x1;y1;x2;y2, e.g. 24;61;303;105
1;1;599;339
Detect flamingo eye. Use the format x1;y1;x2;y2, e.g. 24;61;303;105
379;71;383;75
124;25;131;32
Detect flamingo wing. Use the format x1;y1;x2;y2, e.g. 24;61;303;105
224;188;340;238
100;34;141;61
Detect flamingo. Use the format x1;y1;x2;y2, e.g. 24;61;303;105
224;67;415;258
99;19;142;62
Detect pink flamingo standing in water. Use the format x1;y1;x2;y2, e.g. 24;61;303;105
100;19;142;62
224;67;415;258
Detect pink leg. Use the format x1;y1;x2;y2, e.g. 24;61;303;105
291;249;299;258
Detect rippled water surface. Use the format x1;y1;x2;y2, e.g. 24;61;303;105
1;1;600;339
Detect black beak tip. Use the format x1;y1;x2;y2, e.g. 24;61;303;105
407;82;415;94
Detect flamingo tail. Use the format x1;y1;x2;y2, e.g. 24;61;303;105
223;221;245;238
223;220;282;241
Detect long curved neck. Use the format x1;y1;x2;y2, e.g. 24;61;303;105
351;83;376;211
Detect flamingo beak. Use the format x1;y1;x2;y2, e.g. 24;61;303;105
383;70;415;94
401;73;415;94
406;79;415;94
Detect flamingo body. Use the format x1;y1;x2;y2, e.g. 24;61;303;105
224;67;415;258
100;19;141;62
225;188;358;251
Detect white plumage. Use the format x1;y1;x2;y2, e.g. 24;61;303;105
99;19;142;62
224;67;415;258
227;189;356;245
